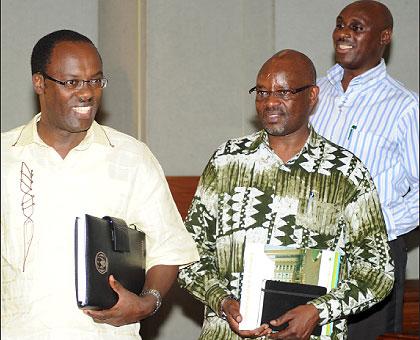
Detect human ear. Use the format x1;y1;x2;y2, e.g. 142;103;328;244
309;85;319;104
308;85;320;114
32;73;45;95
380;28;392;46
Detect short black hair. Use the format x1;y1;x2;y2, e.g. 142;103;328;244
31;29;97;75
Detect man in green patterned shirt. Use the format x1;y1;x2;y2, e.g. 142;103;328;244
178;49;393;340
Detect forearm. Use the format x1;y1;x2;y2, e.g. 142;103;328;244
312;188;394;324
399;102;419;227
178;232;231;316
179;259;231;316
310;266;394;325
309;177;395;325
178;183;232;314
135;265;179;319
143;264;179;298
178;217;231;316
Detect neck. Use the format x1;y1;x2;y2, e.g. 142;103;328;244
340;59;382;92
268;127;310;163
37;120;88;159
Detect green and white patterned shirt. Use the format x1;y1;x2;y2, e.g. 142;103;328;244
178;127;394;340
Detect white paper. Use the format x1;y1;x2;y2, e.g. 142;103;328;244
76;215;87;304
318;249;340;291
239;241;274;330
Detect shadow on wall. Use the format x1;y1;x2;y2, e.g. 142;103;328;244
383;43;392;65
140;283;204;340
32;92;40;114
97;67;136;137
406;227;419;253
95;107;110;125
250;115;262;131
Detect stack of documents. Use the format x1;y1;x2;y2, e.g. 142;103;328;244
239;241;341;336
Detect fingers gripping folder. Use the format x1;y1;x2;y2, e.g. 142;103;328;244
75;214;146;310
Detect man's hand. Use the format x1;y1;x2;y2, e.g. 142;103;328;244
267;304;320;340
83;275;156;326
222;298;272;338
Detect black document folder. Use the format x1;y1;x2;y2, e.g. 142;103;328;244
75;214;146;310
260;280;327;335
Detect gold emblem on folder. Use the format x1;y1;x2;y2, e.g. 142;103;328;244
95;251;108;274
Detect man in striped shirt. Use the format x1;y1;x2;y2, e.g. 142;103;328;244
311;1;419;338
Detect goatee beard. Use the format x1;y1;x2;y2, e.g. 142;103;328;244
264;127;285;136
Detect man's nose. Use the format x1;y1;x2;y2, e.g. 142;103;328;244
337;26;351;39
77;85;94;102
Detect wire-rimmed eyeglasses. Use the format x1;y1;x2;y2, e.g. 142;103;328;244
41;72;108;90
249;84;313;100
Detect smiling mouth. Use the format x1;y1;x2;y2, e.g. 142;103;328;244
336;43;354;51
73;106;94;118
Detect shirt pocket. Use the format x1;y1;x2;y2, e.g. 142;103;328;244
348;128;395;177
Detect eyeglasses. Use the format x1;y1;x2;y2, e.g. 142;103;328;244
41;73;108;90
249;84;313;100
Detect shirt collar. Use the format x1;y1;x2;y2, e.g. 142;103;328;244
326;58;387;91
251;125;321;162
12;112;112;148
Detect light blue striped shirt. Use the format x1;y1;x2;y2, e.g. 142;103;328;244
311;59;419;240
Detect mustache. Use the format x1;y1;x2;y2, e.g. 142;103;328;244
337;37;352;43
263;106;285;115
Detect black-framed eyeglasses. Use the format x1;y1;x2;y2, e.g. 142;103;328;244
248;84;313;100
41;73;108;90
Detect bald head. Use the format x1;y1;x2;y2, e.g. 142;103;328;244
343;0;393;30
254;49;319;139
333;0;394;79
258;49;317;86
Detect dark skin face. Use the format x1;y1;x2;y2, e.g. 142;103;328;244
333;1;392;90
32;41;104;158
255;51;319;162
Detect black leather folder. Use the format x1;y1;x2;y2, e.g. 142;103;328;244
260;280;327;335
75;214;146;310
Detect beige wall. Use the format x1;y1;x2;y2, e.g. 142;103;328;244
98;0;144;139
145;0;275;175
1;1;418;339
0;0;98;131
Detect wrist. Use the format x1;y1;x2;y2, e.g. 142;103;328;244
140;288;162;316
219;294;238;319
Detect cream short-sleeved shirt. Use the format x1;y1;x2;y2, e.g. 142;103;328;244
1;114;199;339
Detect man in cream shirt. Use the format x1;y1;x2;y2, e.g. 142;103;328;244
1;29;199;339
